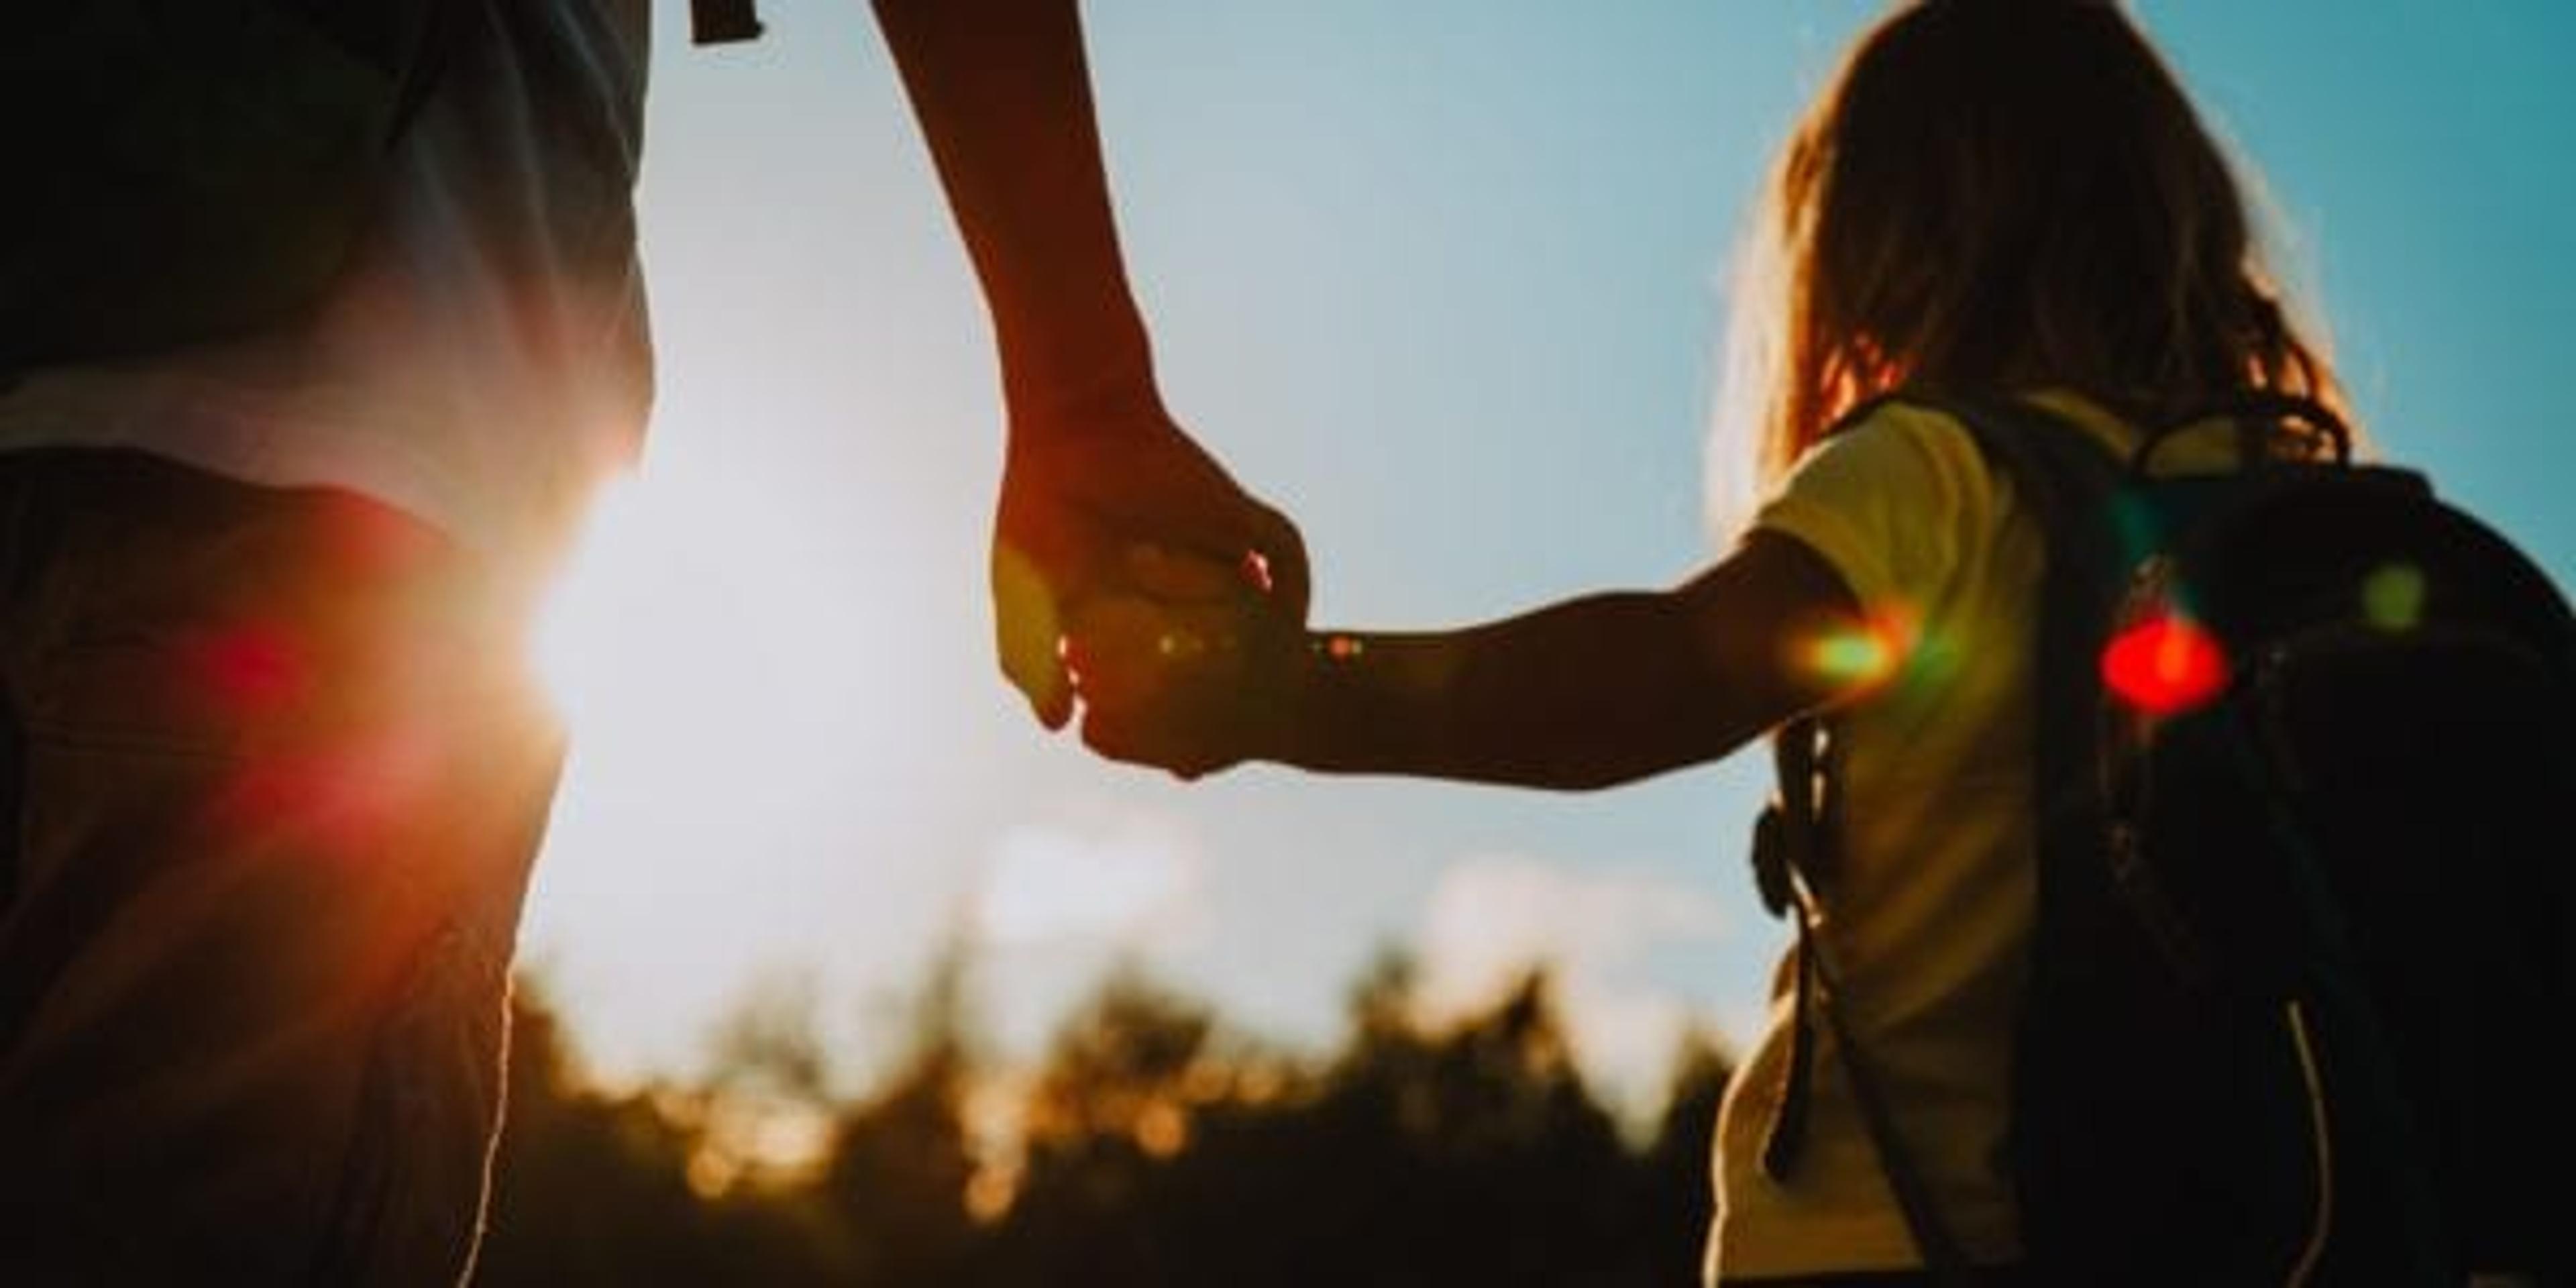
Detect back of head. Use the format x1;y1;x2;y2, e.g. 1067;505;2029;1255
1725;0;2343;485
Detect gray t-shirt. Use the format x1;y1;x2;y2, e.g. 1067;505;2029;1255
0;1;655;579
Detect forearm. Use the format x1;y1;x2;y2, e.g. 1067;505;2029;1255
872;0;1157;423
1279;592;1768;791
1265;531;1866;789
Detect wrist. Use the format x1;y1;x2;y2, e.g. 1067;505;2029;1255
999;323;1163;441
1258;631;1368;771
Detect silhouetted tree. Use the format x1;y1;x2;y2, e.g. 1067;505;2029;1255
476;986;850;1287
818;940;983;1286
476;943;1737;1287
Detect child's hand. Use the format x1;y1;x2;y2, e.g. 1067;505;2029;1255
1062;555;1303;777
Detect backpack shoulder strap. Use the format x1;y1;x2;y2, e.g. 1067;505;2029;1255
1924;395;2129;894
1752;394;2127;1282
1928;394;2126;578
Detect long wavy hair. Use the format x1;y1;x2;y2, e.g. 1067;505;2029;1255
1714;0;2347;508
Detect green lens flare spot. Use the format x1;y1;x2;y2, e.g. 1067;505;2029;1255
2361;562;2427;633
1811;631;1891;684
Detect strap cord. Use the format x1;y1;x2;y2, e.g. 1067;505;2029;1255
1755;717;1974;1281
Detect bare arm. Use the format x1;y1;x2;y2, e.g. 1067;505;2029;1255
870;0;1150;419
871;0;1308;728
1076;531;1873;788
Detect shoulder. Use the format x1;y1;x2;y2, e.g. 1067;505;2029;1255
1750;398;2007;612
1813;398;1998;496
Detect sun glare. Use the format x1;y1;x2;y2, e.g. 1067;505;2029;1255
533;479;641;734
517;448;965;1085
530;466;900;753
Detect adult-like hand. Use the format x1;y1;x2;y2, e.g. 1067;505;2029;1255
993;392;1308;730
870;0;1306;727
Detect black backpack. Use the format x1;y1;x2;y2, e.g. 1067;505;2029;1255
1754;392;2576;1285
0;0;765;379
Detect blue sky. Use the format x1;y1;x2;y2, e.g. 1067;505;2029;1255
520;1;2576;1110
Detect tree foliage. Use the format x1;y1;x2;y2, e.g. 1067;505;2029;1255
476;949;1732;1287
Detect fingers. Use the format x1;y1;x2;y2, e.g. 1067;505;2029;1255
1062;594;1259;778
1062;596;1245;705
1067;421;1307;622
1161;492;1309;623
1246;500;1311;624
1073;667;1237;781
1061;594;1175;712
1124;499;1307;625
1077;702;1216;781
1123;543;1240;603
991;401;1310;737
991;540;1073;729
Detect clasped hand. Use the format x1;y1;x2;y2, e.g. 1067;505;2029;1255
1059;545;1307;779
990;392;1308;775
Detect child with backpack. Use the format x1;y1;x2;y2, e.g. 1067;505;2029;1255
1065;2;2574;1284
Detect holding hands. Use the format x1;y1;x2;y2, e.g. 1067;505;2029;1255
1055;529;1313;780
990;389;1309;737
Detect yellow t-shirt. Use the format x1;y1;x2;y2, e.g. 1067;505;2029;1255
1707;394;2235;1281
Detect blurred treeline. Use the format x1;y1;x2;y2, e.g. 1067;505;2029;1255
476;949;1733;1287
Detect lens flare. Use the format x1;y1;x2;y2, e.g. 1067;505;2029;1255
1800;610;1912;691
2361;562;2428;633
2100;614;2229;716
191;623;306;715
1318;633;1366;662
1811;632;1890;683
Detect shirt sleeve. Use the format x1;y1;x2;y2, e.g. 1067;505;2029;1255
1749;402;1996;626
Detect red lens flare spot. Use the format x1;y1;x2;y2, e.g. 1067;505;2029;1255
2100;614;2229;717
206;735;433;864
193;625;307;714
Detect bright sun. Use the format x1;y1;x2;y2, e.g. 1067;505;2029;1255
517;456;948;1081
531;468;890;758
